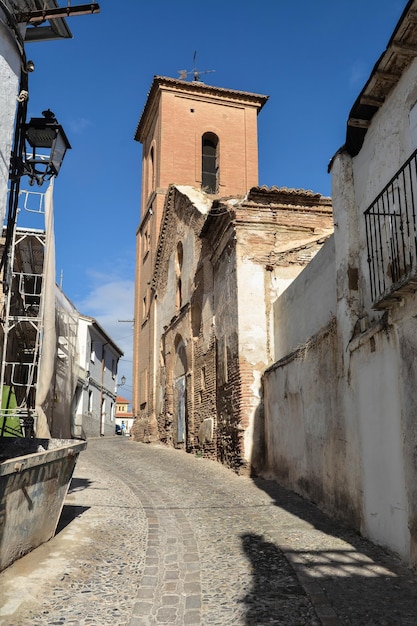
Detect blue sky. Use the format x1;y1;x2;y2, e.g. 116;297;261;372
20;0;407;399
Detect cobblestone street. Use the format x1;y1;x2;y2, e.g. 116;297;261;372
1;437;417;625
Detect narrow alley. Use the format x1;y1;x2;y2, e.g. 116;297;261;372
1;437;417;626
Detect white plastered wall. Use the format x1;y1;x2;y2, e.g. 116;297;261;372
329;57;417;562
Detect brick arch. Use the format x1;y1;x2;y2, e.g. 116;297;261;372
173;334;187;444
174;334;187;378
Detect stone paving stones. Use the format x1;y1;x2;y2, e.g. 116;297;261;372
2;437;417;625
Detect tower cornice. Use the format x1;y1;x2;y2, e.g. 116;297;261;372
134;75;268;143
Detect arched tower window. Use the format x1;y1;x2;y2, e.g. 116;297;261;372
202;132;219;194
148;145;156;194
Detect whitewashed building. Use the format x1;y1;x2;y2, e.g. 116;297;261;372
0;4;100;438
262;0;417;566
74;315;123;438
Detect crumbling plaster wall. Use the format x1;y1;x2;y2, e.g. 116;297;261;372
235;236;274;469
153;190;217;454
234;200;334;473
263;320;361;527
212;236;243;470
263;228;361;526
261;166;363;537
190;260;217;457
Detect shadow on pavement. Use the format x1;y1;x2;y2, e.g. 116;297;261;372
55;476;92;533
248;477;417;624
67;477;93;494
252;475;390;556
240;532;315;625
56;504;90;534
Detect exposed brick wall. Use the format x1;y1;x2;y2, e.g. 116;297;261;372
156;273;218;461
216;331;246;472
191;331;217;459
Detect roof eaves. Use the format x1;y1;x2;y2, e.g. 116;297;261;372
342;0;417;158
247;185;332;207
81;315;124;357
13;0;73;41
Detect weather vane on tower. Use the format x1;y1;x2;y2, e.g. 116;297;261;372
178;51;215;82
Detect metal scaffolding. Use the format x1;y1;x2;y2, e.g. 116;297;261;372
0;190;46;437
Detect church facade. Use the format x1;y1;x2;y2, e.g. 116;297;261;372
131;76;333;472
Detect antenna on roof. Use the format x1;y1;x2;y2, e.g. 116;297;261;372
178;51;215;83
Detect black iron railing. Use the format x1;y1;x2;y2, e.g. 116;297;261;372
365;149;417;308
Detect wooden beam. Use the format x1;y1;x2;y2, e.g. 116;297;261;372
375;69;400;83
392;41;417;56
407;9;417;23
360;94;385;107
17;4;100;24
348;118;371;129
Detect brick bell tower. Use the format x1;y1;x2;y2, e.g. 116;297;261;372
132;75;268;423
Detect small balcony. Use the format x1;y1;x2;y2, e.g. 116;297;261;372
365;149;417;309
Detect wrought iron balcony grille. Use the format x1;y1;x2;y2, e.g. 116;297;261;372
365;148;417;308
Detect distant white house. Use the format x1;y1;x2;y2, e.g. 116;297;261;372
115;395;134;436
74;315;123;438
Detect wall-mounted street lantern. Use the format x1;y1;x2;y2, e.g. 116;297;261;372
23;109;71;186
119;375;126;387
